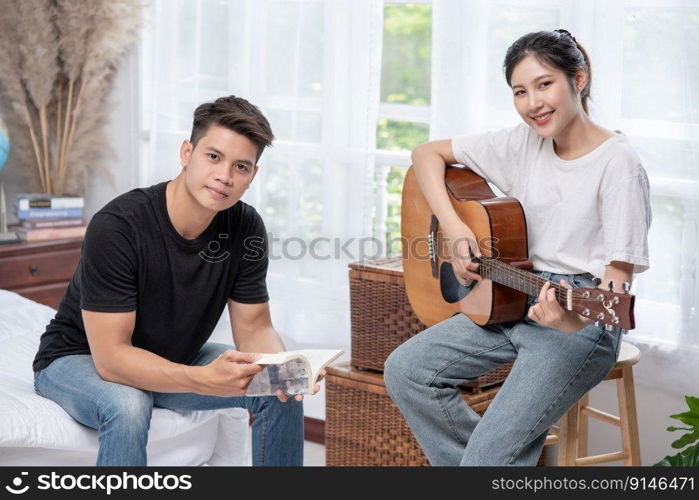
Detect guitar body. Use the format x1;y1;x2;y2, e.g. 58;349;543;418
401;166;530;327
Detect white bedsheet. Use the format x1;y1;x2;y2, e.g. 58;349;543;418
0;289;251;465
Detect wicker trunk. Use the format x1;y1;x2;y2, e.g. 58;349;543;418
325;362;546;466
349;257;512;391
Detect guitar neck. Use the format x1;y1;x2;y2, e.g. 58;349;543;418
479;256;570;308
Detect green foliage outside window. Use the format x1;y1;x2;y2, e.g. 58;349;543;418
376;3;432;255
381;3;432;106
376;119;429;151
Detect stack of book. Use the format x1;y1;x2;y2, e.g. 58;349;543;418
11;194;87;241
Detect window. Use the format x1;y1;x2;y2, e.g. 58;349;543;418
374;2;432;256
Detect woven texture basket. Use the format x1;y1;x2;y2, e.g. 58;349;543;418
349;257;513;391
325;363;545;466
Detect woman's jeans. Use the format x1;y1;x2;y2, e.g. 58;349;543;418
384;271;623;466
33;342;304;466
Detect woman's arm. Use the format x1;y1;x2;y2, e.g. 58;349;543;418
601;261;634;293
529;261;634;333
412;140;482;282
411;140;462;234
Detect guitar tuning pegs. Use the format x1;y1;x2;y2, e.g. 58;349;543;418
592;277;601;287
608;280;614;291
623;282;631;294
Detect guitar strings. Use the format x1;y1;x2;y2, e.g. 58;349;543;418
482;258;594;299
482;266;610;305
471;257;626;326
478;256;614;305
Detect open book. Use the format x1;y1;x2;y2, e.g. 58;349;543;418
245;349;344;396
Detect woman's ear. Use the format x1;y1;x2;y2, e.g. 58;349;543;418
575;67;587;93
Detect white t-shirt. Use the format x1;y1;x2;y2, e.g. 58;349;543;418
451;123;652;279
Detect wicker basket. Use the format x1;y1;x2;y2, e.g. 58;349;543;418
349;257;512;391
325;362;545;466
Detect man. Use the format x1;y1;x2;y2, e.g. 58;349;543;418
32;96;313;466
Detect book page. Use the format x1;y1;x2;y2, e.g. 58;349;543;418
245;349;343;397
253;349;342;367
294;349;343;375
246;358;311;396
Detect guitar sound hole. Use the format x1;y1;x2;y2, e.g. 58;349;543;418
440;262;476;303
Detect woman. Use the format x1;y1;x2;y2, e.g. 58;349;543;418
384;29;651;466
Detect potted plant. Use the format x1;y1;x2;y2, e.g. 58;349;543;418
0;0;141;196
654;396;699;466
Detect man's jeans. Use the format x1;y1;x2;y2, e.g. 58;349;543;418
33;342;304;466
384;271;623;466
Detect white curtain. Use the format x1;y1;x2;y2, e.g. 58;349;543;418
142;0;383;369
143;0;698;397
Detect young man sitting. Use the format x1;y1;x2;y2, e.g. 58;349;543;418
32;96;314;466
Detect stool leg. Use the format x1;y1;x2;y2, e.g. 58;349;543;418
577;392;589;459
617;367;642;465
557;404;579;466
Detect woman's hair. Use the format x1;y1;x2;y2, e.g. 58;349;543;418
503;29;592;115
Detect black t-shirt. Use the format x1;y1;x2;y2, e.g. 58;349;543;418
32;181;269;372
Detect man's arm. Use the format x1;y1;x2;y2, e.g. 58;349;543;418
228;299;285;353
82;309;262;396
228;299;324;402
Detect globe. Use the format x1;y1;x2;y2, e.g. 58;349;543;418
0;116;9;173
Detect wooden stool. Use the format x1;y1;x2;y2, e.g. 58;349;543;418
545;341;642;465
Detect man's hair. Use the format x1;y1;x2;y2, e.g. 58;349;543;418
189;96;274;161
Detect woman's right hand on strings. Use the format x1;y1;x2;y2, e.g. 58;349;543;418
447;222;482;284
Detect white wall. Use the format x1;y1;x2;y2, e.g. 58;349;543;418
84;47;141;219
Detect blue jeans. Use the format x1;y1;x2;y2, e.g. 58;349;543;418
33;342;304;466
384;271;623;466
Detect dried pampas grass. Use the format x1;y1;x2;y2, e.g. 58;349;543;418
0;0;142;195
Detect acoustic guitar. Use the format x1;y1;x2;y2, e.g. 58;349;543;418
401;165;635;331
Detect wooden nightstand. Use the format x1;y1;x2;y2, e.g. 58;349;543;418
0;237;83;309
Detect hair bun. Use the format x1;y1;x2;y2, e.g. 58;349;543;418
554;28;577;44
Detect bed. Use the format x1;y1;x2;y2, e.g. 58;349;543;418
0;289;251;466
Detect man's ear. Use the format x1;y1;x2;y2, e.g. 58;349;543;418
180;140;194;168
247;165;260;188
